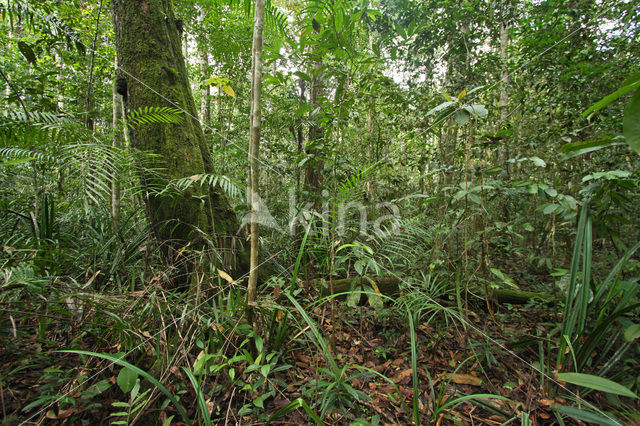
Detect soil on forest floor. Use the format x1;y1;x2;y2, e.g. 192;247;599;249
1;300;580;425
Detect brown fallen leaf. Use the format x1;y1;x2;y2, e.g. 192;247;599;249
439;372;483;386
217;269;234;283
391;357;404;367
393;368;413;384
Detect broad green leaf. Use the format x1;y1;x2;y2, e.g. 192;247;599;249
117;367;138;394
347;290;361;307
367;292;383;311
454;109;470;126
260;364;270;377
468;193;482;204
530;156;546;167
523;223;534;232
583;170;631;181
490;268;505;281
466;85;487;96
463;104;488;119
253;392;270;409
17;41;37;64
82;379;112;399
560;195;578;210
203;76;220;86
553;405;621;426
561;136;616;152
490;268;517;288
583;71;640;117
543;204;559;214
426;101;456;116
544;188;558;197
624;323;640;342
623;89;640;154
557;373;638;398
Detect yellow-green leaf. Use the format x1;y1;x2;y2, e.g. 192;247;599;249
557;372;638;399
223;84;236;98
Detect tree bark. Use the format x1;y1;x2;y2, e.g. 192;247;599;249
197;7;211;126
111;0;247;284
111;57;124;235
499;21;510;177
305;60;324;192
247;0;266;313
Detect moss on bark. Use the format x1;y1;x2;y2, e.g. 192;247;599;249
111;0;247;280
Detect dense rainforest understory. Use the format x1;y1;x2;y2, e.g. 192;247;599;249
1;0;640;424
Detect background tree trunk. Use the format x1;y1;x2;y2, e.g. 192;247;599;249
197;7;211;126
111;0;247;282
111;57;125;235
247;0;265;312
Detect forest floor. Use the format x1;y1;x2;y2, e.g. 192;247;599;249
0;284;581;425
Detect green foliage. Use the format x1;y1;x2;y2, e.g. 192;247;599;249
123;106;184;128
163;173;245;200
1;0;639;423
61;350;192;425
398;271;457;326
557;373;638;399
558;200;640;375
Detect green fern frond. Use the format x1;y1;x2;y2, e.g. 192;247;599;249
0;111;76;128
162;174;245;200
123;106;184;129
266;4;288;33
0;147;52;164
61;143;129;203
1;0;86;54
226;0;288;34
0;1;36;30
337;166;370;203
1;110;87;151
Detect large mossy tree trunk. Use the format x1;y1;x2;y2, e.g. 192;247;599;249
111;0;247;283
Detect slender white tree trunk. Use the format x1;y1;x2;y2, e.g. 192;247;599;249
247;0;266;314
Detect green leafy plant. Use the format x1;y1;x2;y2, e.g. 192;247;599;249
60;350;192;426
557;200;640;374
110;378;152;425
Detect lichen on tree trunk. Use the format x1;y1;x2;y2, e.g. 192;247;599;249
111;0;247;282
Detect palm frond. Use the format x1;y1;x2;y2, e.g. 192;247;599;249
161;173;245;200
1;110;88;151
123;107;184;129
0;147;52;164
226;0;288;34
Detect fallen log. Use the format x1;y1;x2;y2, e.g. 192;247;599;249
310;277;400;297
487;287;558;305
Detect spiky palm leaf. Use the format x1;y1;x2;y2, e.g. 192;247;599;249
161;173;245;200
122;106;183;128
